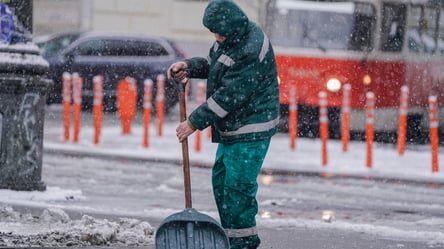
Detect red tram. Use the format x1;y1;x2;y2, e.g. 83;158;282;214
265;0;444;141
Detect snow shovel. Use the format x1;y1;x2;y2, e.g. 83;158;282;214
155;76;229;249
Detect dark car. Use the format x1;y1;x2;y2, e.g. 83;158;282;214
36;32;188;111
34;32;82;58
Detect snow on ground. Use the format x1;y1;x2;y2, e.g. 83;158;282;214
0;206;153;247
42;103;444;184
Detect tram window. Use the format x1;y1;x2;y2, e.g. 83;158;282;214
349;3;376;51
380;3;406;52
407;5;441;54
266;1;375;52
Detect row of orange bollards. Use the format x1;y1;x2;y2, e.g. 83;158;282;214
64;72;105;144
287;85;440;173
62;73;168;147
62;73;212;152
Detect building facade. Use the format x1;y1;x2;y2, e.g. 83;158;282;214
33;0;268;43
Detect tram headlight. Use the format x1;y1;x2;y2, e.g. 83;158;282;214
326;78;342;93
363;74;372;86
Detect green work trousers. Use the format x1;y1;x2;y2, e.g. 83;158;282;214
212;139;271;249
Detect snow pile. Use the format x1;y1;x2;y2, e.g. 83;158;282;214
0;206;154;247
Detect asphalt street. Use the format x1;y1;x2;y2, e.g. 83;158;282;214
40;150;444;249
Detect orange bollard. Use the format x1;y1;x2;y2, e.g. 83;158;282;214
93;75;104;144
341;84;351;152
289;86;298;150
397;86;409;155
365;92;375;168
429;96;439;173
72;73;82;143
194;81;206;152
195;126;202;152
156;74;165;137
143;79;153;148
319;91;328;166
117;77;137;134
62;72;72;142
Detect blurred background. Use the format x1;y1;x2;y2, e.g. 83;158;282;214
3;0;444;141
31;0;268;56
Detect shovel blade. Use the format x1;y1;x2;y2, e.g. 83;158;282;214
155;208;229;249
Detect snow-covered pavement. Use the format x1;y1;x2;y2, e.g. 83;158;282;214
43;104;444;184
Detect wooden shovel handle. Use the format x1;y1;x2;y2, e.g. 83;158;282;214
178;81;192;209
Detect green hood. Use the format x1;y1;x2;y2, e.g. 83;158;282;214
202;0;249;42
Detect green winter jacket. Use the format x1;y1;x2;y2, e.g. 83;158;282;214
185;0;279;144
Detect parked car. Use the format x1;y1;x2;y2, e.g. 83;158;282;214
35;31;188;111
